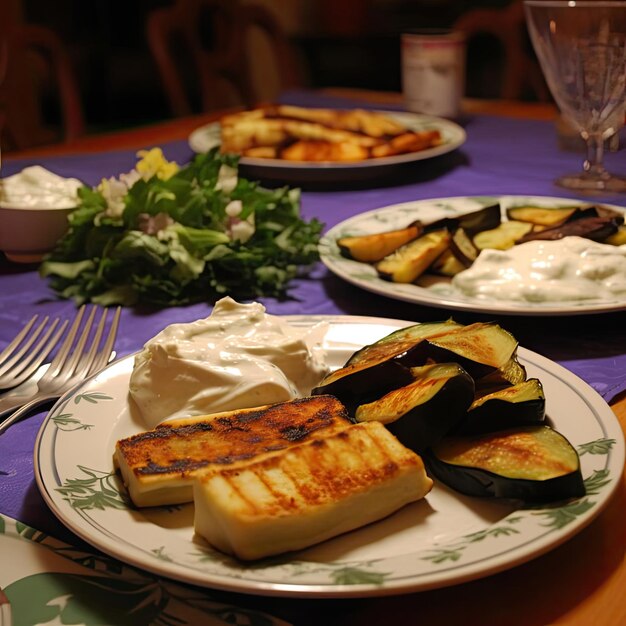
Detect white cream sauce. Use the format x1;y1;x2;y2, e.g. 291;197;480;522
129;297;329;428
0;166;83;209
451;236;626;303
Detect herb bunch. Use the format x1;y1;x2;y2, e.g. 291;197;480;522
40;149;323;307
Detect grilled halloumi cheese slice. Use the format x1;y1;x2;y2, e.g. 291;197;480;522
270;105;409;137
193;420;433;560
220;116;382;154
114;395;351;507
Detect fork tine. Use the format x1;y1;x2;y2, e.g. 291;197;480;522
42;306;87;382
0;315;43;372
0;318;68;387
73;307;110;379
88;306;121;375
89;306;122;375
57;306;98;378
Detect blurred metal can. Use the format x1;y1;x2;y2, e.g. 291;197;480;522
402;29;466;119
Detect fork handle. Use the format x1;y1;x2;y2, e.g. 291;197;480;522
0;394;58;435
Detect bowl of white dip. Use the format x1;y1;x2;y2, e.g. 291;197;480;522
0;165;83;263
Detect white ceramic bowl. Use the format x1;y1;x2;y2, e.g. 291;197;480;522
0;166;82;263
0;204;73;263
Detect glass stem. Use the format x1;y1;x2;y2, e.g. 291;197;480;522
583;133;608;179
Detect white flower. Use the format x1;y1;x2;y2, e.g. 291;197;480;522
225;200;243;217
215;164;238;193
120;169;141;189
98;176;128;218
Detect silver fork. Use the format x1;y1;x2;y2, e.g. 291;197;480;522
0;305;121;435
0;315;69;390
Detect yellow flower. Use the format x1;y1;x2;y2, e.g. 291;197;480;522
136;147;179;181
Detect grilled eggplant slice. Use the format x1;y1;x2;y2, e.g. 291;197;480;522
475;354;527;389
425;203;502;236
313;321;465;409
311;354;414;412
337;223;422;263
317;321;518;411
449;227;479;267
516;216;620;244
505;205;580;226
376;229;451;283
458;203;502;236
427;425;585;502
345;319;462;367
355;363;475;451
457;378;546;435
423;322;519;380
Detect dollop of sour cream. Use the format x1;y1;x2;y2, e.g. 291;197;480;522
451;236;626;303
0;165;83;209
129;297;330;428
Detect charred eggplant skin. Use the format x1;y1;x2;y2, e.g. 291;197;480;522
516;216;620;244
425;454;584;502
311;358;414;415
426;425;585;503
457;378;546;435
425;203;502;236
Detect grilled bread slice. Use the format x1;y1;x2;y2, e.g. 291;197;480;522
114;395;351;507
193;420;433;560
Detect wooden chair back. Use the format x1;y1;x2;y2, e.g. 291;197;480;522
0;23;85;151
454;1;550;101
146;0;303;117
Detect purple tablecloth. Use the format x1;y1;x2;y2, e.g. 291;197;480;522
1;94;626;558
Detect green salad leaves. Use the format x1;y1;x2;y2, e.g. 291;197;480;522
40;149;323;307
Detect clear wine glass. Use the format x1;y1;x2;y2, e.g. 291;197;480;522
525;1;626;192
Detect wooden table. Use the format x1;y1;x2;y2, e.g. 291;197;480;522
5;92;625;626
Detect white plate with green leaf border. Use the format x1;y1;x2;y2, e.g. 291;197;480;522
0;513;288;625
319;195;626;316
188;111;466;182
35;315;624;598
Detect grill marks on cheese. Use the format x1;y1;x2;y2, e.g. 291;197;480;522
114;395;351;506
211;427;409;516
116;395;434;559
193;421;433;560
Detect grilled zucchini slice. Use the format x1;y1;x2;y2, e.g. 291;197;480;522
473;220;534;250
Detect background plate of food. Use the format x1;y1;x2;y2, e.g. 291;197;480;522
320;195;626;316
188;105;466;182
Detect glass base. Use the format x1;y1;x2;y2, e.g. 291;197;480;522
555;172;626;193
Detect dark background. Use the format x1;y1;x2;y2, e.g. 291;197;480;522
16;0;530;135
